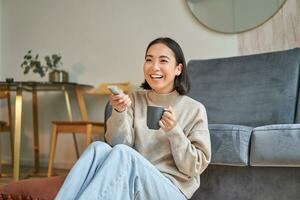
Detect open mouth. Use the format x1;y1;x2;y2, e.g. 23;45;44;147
150;74;163;79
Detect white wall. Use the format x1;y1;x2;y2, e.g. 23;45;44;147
1;0;238;168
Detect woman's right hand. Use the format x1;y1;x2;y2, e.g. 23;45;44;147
109;93;131;112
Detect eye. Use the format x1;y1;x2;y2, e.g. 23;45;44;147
145;58;152;62
160;59;168;63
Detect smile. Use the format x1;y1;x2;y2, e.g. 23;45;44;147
150;74;163;79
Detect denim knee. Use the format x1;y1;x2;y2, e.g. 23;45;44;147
112;144;131;151
111;144;138;157
88;141;112;153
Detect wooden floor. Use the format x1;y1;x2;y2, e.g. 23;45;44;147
0;164;69;186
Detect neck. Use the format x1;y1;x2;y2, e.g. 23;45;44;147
146;89;181;107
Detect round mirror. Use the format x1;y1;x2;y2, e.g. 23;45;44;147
186;0;287;33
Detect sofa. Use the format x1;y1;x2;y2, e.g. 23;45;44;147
187;47;300;200
1;48;300;200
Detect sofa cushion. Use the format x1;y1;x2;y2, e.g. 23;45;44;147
187;48;300;127
209;124;253;166
250;124;300;167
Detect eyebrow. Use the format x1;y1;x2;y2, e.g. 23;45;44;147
145;55;170;60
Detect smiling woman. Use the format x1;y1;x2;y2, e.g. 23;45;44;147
53;37;211;200
186;0;287;33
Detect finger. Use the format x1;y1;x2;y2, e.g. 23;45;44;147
111;100;125;110
115;96;131;110
110;93;125;101
109;94;116;104
160;118;170;128
161;116;174;127
162;111;175;121
120;97;131;108
124;97;132;106
159;120;165;129
110;96;124;106
110;94;119;101
116;98;127;105
114;95;129;106
111;98;122;107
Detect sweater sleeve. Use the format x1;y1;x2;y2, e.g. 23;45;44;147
166;104;211;177
105;96;135;147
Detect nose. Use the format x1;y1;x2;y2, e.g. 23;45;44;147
151;60;160;71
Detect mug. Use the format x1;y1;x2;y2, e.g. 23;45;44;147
147;105;165;130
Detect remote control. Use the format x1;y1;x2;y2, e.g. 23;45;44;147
107;85;122;95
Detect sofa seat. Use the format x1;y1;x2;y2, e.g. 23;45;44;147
209;124;252;166
250;124;300;167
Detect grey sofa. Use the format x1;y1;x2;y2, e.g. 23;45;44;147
188;48;300;200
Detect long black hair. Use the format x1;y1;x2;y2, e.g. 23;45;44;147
140;37;190;95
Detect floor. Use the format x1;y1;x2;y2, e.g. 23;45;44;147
0;164;69;186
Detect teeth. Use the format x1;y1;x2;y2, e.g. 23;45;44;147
150;75;163;79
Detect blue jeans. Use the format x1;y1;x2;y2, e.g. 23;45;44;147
55;141;187;200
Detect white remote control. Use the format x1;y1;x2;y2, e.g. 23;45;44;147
107;85;122;95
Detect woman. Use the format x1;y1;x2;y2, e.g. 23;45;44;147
55;37;211;200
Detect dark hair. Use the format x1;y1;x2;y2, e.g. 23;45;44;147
140;37;190;95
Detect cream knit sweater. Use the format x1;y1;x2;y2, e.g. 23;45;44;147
105;90;211;198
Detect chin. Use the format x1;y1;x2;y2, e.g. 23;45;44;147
147;82;159;90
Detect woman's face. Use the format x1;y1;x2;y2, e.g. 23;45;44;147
144;43;182;94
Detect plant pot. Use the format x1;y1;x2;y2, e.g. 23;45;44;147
49;70;69;82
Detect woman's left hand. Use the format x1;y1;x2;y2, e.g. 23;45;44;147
159;106;177;132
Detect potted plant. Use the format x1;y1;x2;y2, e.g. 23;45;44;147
20;50;69;82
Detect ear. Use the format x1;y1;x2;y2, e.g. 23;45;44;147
175;63;183;76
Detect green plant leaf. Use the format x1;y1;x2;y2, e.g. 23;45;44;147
36;60;41;67
45;56;52;68
24;66;30;74
52;54;62;68
21;50;63;77
40;70;45;77
38;67;45;77
29;60;35;67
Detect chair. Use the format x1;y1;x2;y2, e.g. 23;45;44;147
47;82;130;177
0;91;13;176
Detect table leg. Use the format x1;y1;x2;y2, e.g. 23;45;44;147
13;88;22;181
63;88;79;158
32;88;40;173
75;87;88;121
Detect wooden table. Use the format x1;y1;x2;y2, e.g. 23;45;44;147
0;81;92;180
